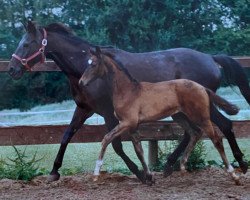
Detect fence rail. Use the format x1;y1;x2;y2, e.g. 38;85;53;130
0;121;249;146
1;57;250;166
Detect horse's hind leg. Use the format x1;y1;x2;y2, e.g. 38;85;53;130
105;116;145;182
210;104;248;173
131;132;154;185
165;113;201;175
177;124;202;173
164;113;191;177
180;130;202;173
202;120;240;185
48;106;93;182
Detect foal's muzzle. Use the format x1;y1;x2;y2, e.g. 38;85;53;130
79;78;89;87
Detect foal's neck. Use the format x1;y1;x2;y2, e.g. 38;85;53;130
103;58;140;98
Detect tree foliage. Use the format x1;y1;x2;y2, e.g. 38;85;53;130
0;0;249;110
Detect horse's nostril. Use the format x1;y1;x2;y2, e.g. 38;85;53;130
9;67;15;74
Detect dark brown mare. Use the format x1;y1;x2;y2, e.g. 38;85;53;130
79;47;240;184
8;21;249;183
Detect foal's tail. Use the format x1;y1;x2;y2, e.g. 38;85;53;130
212;55;250;105
206;88;239;115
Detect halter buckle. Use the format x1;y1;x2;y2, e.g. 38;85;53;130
42;39;47;46
21;59;27;65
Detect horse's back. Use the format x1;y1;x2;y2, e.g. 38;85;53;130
105;47;221;91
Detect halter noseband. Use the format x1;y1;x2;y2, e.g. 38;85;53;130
12;29;47;71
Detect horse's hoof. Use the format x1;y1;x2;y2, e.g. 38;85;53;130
145;174;155;186
163;165;174;177
136;170;146;183
239;161;248;174
47;173;60;182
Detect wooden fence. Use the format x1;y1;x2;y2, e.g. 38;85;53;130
1;57;250;166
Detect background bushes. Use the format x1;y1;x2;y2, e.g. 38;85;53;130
0;0;249;110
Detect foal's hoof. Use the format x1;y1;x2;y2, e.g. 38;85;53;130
239;161;248;174
47;173;60;182
93;175;99;182
163;164;174;177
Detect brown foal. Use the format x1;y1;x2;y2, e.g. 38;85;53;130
79;47;240;184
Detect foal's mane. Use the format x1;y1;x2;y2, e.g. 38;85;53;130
103;52;138;84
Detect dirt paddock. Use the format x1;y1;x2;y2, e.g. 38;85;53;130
0;167;249;200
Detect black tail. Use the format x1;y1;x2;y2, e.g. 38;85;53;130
212;55;250;105
206;88;239;115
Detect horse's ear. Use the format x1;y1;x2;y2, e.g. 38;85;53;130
27;20;37;34
21;21;27;31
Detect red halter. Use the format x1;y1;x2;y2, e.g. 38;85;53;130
12;29;47;71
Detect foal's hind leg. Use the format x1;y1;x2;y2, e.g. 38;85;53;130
202;120;240;185
131;132;154;185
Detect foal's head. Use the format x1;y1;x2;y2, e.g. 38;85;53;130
79;46;110;86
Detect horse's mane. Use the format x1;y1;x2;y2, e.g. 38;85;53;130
103;52;138;84
44;23;93;46
45;23;74;35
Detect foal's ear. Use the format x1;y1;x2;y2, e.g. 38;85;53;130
89;47;96;56
95;46;102;58
27;20;37;35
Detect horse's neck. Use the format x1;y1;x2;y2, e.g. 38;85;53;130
46;32;89;78
104;59;139;101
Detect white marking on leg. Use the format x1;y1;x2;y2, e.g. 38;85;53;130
227;165;234;173
227;165;240;184
94;159;103;176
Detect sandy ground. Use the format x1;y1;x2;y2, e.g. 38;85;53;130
0;167;249;200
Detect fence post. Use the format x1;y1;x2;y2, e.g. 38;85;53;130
148;140;158;168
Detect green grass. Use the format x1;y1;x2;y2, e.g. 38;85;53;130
0;139;249;176
0;142;150;175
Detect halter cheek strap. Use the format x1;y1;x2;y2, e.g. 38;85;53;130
12;29;47;71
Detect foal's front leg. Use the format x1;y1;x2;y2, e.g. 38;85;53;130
94;122;131;177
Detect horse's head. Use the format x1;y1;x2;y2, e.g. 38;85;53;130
8;21;47;79
79;46;107;86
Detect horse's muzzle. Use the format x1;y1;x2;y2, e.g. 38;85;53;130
8;66;24;80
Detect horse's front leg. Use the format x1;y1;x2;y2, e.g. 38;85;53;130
104;116;144;182
48;106;93;182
